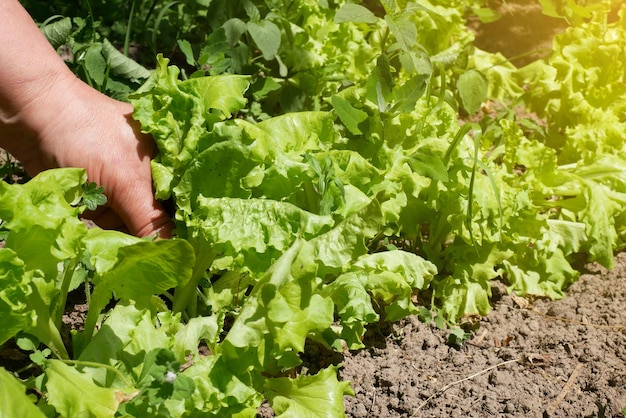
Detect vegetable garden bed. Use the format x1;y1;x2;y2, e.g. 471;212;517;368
1;0;625;416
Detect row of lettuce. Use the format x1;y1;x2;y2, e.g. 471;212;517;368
1;0;625;416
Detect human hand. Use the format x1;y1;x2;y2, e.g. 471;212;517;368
0;0;172;238
3;77;174;238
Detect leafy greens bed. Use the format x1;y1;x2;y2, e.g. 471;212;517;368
1;0;626;416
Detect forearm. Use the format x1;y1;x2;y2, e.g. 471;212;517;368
0;0;81;159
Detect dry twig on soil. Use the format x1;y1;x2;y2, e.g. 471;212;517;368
545;363;584;415
410;358;521;416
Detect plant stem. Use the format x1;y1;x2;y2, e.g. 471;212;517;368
124;0;138;56
81;0;96;43
40;316;70;360
54;260;77;329
172;246;215;315
73;287;109;357
29;286;70;360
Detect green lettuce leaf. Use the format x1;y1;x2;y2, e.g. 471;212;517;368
264;365;354;417
45;360;127;418
324;250;437;348
0;249;35;346
91;239;194;308
0;168;88;279
221;240;334;374
184;197;333;276
0;168;93;359
351;250;437;320
0;367;46;418
79;304;243;417
77;237;195;355
182;355;262;417
130;56;250;199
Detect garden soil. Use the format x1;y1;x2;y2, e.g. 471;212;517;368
338;252;626;417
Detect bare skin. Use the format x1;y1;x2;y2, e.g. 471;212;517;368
0;0;173;237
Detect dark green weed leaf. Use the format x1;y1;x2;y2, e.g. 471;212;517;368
334;4;379;24
379;0;398;14
243;0;261;21
29;348;52;367
448;327;471;346
331;95;368;135
375;54;394;99
385;14;417;51
417;307;432;323
407;148;449;182
80;181;107;212
102;38;151;82
398;49;432;75
177;39;196;66
247;20;281;61
83;43;107;87
434;310;446;330
223;18;247;47
392;73;428;112
40;16;72;49
457;69;488;115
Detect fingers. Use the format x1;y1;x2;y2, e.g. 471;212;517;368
102;134;175;239
132;205;175;239
83;192;174;239
116;179;175;238
82;206;128;232
112;110;175;238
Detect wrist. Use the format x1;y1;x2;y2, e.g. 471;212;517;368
0;0;101;170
